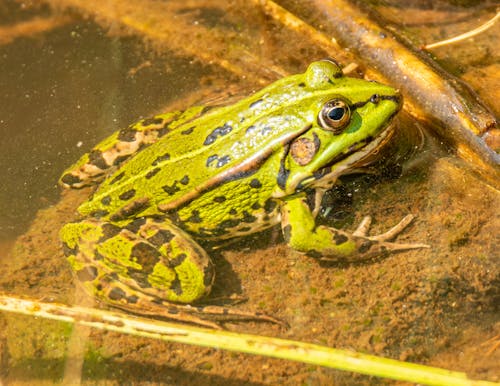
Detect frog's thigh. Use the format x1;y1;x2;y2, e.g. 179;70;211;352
61;218;214;305
280;196;377;261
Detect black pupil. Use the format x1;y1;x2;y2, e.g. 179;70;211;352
328;106;345;121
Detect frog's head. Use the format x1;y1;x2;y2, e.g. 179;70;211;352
279;60;402;195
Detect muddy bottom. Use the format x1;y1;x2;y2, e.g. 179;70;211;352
0;151;498;385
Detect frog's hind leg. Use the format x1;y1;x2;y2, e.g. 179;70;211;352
61;218;283;328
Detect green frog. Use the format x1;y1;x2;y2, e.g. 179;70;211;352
60;60;427;328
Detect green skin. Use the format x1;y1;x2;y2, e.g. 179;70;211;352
60;61;422;326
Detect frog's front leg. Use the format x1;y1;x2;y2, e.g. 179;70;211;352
280;195;429;261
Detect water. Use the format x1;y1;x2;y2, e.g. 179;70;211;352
0;1;498;384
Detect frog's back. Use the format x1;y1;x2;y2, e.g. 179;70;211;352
78;75;315;220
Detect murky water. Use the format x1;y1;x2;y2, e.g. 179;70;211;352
0;1;498;384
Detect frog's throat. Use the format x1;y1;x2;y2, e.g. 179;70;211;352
287;119;397;194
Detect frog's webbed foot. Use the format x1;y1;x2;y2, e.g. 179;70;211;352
320;214;430;262
111;297;286;330
188;304;287;328
110;300;224;329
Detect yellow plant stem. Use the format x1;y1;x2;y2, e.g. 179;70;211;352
0;294;497;386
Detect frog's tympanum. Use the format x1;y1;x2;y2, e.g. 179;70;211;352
60;60;427;327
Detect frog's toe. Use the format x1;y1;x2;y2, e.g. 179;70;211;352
354;214;424;242
378;240;430;252
362;214;429;251
352;216;373;237
369;214;416;241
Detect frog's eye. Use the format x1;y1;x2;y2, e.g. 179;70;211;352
318;99;351;134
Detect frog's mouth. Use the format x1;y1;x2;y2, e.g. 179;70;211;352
303;118;397;191
342;118;397;169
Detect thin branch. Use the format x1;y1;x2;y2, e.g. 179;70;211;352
424;11;500;50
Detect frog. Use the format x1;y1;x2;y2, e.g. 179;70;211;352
59;60;428;328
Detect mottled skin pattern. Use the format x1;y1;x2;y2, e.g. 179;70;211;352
60;61;427;328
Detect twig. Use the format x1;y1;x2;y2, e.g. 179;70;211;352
251;0;359;74
424;11;500;50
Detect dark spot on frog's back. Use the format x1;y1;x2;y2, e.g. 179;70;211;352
152;153;171;166
180;175;189;185
109;171;126;185
118;127;137;142
203;123;233;146
131;242;161;272
94;251;105;261
90;209;109;218
260;126;272;136
119;189;136;201
249;178;262;189
101;195;112;206
109;198;149;222
145;167;161;179
181;126;195;135
113;154;130;166
206;154;218;167
162;181;180;195
141;117;164;126
89;149;109;170
126;270;151;289
61;173;82;187
158;123;170;137
206;154;231;168
213;196;226;203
